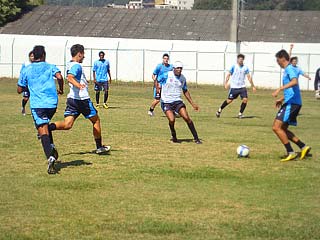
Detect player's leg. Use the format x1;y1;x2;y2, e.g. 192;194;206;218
178;105;201;144
102;82;109;109
148;87;160;116
166;111;177;142
238;88;248;118
21;90;29;115
94;83;101;108
216;89;235;118
50;116;76;131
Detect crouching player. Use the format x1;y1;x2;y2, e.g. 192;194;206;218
49;44;111;155
17;45;64;174
157;61;201;144
272;50;311;162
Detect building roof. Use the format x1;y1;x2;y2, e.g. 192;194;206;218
1;5;320;42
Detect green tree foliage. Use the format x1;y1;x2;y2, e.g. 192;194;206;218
193;0;231;10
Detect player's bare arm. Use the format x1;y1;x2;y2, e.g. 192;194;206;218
272;78;298;97
93;71;97;84
183;90;199;111
56;72;64;94
68;74;85;89
289;44;294;57
247;74;256;92
225;72;231;89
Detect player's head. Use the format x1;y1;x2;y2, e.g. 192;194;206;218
173;61;183;76
32;45;46;61
276;50;290;68
237;54;245;65
71;44;85;63
162;53;170;65
290;56;298;66
99;51;105;60
28;51;34;62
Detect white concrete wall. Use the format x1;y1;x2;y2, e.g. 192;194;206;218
0;34;319;90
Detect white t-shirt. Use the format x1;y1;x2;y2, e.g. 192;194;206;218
229;64;250;89
66;61;90;100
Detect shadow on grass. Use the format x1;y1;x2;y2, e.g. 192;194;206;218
55;160;92;173
231;115;260;119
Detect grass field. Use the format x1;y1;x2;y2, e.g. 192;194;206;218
0;77;319;240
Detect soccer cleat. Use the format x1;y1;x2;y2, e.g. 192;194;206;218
50;144;59;162
238;113;244;119
96;145;111;155
96;104;100;109
195;139;202;144
21;107;26;116
170;137;179;143
300;146;311;160
47;156;56;174
103;103;109;109
280;153;297;162
215;111;221;118
148;110;154;117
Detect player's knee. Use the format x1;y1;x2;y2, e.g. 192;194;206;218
227;99;233;104
243;99;248;103
272;124;280;133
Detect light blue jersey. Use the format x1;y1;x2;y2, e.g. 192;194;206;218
17;62;60;108
159;71;187;103
229;64;250;89
283;64;302;105
153;63;173;80
66;61;90;100
293;66;305;77
93;59;110;82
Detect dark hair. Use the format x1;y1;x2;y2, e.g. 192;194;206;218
237;54;245;59
70;44;84;57
28;51;33;57
32;45;46;60
163;53;169;58
275;50;290;61
99;51;105;56
290;56;298;63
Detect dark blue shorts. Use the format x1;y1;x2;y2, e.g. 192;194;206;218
64;98;97;119
31;108;57;128
276;103;301;126
163;101;186;113
228;88;248;100
94;82;109;91
23;88;30;98
153;87;161;100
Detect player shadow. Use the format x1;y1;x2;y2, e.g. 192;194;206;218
231;115;259;119
172;138;198;143
54;160;92;173
106;106;120;109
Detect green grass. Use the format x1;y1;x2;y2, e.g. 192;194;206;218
0;78;319;240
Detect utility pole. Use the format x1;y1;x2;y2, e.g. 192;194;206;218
231;0;240;54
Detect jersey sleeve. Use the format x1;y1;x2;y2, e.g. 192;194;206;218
92;61;97;72
298;67;305;76
68;63;81;77
153;64;161;76
157;72;168;85
182;77;188;91
287;66;299;80
17;67;27;87
229;65;235;74
245;66;250;74
52;64;61;76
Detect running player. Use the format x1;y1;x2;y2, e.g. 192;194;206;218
158;61;201;144
49;44;110;155
17;45;64;174
148;53;173;116
272;49;311;162
315;67;320;99
19;51;34;115
93;51;112;109
216;54;256;119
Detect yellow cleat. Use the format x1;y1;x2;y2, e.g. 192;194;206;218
280;153;297;162
103;103;109;109
300;146;311;160
96;104;100;109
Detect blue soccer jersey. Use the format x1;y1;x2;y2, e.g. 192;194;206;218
283;64;302;105
293;66;305;77
159;71;188;103
153;63;173;80
17;62;60;108
93;59;110;82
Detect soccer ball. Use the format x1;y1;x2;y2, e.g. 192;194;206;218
237;145;250;157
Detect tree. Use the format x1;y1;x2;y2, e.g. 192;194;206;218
193;0;231;10
0;0;29;26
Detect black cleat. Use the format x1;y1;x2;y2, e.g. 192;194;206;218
47;156;56;174
216;111;221;118
195;139;202;144
170;137;179;143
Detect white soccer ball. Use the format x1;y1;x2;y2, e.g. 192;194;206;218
237;145;250;157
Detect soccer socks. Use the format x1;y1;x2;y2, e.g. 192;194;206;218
104;91;109;103
284;143;294;154
219;100;229;112
95;138;102;149
169;123;177;140
240;102;247;114
96;92;100;104
22;99;28;108
149;107;154;112
49;123;56;131
295;140;306;149
40;134;53;159
187;121;199;141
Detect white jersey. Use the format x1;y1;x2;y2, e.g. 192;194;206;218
66;61;90;100
229;64;250;89
159;71;188;104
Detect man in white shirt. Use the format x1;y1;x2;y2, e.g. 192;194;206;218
216;54;256;119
